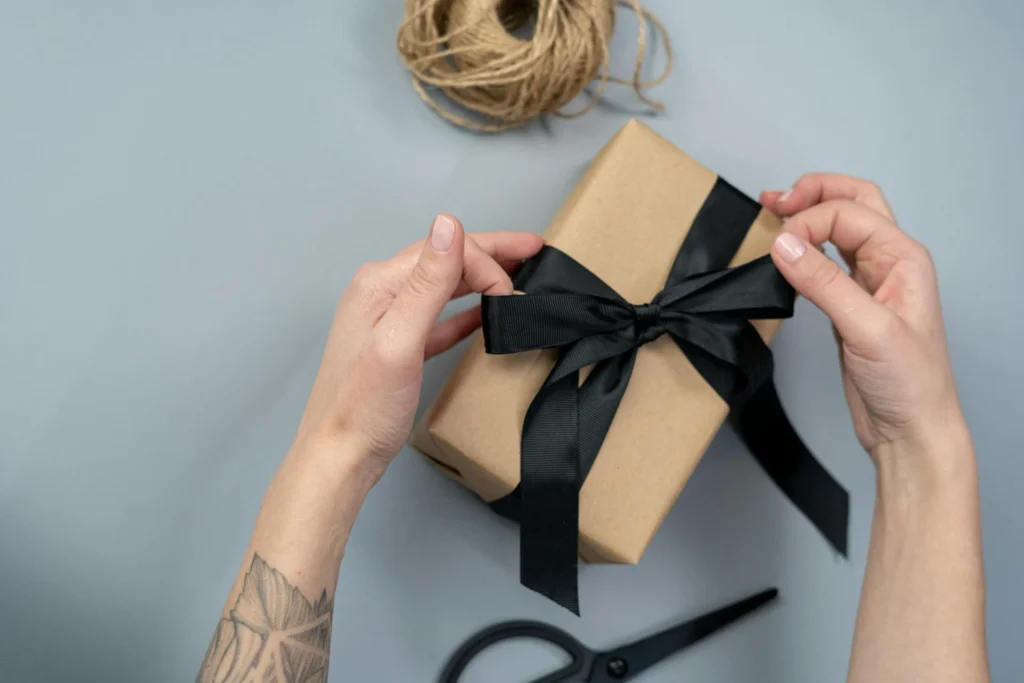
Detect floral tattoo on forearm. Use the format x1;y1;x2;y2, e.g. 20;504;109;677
197;555;333;683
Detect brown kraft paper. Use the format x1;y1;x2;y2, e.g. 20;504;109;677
410;119;784;565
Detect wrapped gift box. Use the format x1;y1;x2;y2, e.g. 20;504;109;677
411;120;846;612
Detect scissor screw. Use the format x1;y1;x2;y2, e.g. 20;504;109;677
606;657;628;678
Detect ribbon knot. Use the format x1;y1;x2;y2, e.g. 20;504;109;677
632;302;664;345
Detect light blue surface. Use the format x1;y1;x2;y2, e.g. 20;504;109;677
2;1;1022;681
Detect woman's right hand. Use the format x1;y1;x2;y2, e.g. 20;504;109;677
760;174;970;469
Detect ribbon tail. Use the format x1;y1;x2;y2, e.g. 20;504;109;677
519;370;582;615
490;335;640;615
730;380;850;557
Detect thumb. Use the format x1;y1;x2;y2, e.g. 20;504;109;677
771;231;896;355
382;214;465;343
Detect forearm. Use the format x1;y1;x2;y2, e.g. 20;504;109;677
848;425;989;682
197;435;380;683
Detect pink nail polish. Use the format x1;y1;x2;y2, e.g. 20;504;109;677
430;214;456;251
774;232;806;262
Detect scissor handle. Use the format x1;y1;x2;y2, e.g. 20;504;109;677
438;620;589;683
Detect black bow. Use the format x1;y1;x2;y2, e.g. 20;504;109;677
481;178;850;614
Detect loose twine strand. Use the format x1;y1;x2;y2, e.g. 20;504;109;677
396;0;672;132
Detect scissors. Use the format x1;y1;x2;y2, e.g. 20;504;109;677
439;588;778;682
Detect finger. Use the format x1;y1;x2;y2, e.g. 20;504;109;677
391;235;520;299
496;257;533;276
393;231;543;269
385;232;542;298
759;190;786;213
772;173;895;220
450;258;532;298
380;214;466;346
469;231;544;263
772;231;899;358
424;306;481;359
461;235;515;296
783;200;925;293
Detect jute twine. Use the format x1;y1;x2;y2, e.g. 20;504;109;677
396;0;672;132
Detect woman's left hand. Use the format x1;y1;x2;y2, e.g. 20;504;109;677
292;214;543;476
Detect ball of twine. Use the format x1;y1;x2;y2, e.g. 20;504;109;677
396;0;672;132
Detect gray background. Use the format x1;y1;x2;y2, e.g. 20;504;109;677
2;1;1021;681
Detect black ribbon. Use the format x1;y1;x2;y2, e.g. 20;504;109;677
482;178;849;614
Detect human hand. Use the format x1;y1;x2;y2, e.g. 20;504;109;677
761;174;969;467
292;215;543;475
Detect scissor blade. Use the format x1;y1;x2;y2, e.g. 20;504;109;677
591;588;778;681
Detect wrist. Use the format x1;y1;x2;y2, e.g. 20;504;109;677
248;430;382;583
286;428;388;494
872;415;976;503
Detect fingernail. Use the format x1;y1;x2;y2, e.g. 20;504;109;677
778;189;794;204
774;232;807;262
430;214;455;252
